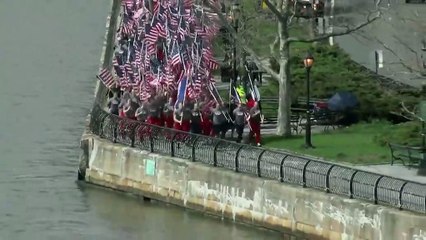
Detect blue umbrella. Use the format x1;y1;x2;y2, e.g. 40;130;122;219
327;91;358;111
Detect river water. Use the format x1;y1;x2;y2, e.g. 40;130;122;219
0;0;281;239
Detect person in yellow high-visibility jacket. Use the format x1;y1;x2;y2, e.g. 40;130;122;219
236;85;246;104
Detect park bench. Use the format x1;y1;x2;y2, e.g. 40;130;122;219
262;96;342;133
311;109;342;131
388;143;424;167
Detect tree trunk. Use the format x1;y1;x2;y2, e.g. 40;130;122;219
276;14;292;137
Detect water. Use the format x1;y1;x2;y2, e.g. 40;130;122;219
0;0;281;239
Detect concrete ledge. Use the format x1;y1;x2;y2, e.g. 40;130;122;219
80;134;426;240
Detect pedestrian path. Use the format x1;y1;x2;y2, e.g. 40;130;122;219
355;164;426;184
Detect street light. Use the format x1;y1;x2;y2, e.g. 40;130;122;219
303;52;314;148
231;0;240;89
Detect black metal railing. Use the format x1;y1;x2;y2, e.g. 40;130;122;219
89;104;426;214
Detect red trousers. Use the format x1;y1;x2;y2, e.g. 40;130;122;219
119;109;125;118
174;120;190;132
181;120;190;132
249;120;261;144
202;120;213;136
159;115;165;127
146;116;161;126
164;115;174;128
174;121;182;131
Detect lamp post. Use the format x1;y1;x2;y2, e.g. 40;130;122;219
231;1;240;89
303;52;314;148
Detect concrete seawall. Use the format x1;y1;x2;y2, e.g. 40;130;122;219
82;0;426;239
80;133;426;240
93;0;120;107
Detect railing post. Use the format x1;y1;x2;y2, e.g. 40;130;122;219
398;181;408;210
374;176;384;204
424;192;426;214
113;117;118;143
192;136;200;162
130;123;137;147
213;141;221;167
349;170;358;198
257;150;266;177
235;145;244;173
99;114;108;137
325;165;335;193
149;125;154;153
279;155;289;182
170;132;177;157
302;160;311;188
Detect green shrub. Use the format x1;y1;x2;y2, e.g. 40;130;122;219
373;121;422;146
262;44;422;122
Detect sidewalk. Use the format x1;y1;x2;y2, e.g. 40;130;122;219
259;124;426;184
355;164;426;184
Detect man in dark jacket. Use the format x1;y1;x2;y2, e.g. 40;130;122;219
233;103;247;143
190;103;203;134
211;104;227;138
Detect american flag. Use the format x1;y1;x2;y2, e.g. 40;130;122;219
110;0;221;103
97;68;117;89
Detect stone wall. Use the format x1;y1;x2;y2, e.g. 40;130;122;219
81;133;426;240
93;0;120;107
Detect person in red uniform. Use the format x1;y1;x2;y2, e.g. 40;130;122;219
163;97;175;128
248;102;262;147
201;109;213;136
146;98;162;126
123;98;137;120
180;104;192;132
173;102;183;131
246;94;256;109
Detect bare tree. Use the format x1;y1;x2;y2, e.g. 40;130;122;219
392;102;425;122
350;4;426;79
208;0;384;137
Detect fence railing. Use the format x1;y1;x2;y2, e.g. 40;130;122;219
89;104;426;214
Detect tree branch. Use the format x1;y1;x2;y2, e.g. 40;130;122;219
287;0;384;43
206;2;280;80
400;101;424;122
287;12;381;43
263;0;286;23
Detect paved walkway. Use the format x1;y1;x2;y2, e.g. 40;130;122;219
355;164;426;184
256;124;426;184
332;0;426;88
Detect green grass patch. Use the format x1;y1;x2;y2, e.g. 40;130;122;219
263;122;392;165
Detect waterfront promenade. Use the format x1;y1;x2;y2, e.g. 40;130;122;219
0;0;280;239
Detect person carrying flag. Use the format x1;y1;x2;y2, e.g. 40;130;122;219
190;103;203;134
200;99;213;136
248;102;262;147
173;102;191;132
107;91;121;115
163;97;175;128
135;103;148;122
233;103;247;143
211;103;227;138
147;97;162;126
236;84;247;104
181;104;192;132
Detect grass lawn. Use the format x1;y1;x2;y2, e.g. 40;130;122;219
262;123;393;165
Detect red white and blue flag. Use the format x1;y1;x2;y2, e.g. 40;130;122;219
110;0;221;103
96;68;117;89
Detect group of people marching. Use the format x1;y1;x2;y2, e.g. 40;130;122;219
107;89;263;146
